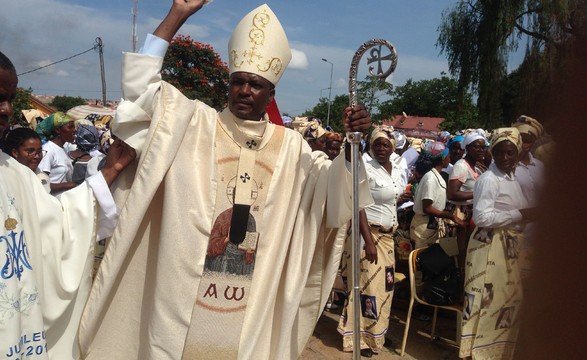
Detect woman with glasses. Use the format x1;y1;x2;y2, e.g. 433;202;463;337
447;130;488;267
4;127;50;192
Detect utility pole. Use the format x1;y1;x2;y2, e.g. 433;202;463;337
96;37;107;106
321;58;333;128
132;0;139;52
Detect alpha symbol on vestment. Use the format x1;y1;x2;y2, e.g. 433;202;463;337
240;173;251;183
246;140;257;149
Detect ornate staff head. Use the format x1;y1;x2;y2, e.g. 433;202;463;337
348;39;397;109
347;39;397;142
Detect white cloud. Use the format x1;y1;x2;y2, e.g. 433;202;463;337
289;48;309;70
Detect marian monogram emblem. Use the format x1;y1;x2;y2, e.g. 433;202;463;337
0;226;32;280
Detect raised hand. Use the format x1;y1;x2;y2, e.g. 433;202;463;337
154;0;209;42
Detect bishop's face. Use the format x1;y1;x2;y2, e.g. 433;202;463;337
228;72;275;120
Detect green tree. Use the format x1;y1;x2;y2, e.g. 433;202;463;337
10;88;33;127
437;0;585;129
50;95;87;112
379;74;478;132
302;94;349;133
162;35;229;111
356;75;394;122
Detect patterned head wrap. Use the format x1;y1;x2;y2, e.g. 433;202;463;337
322;132;343;143
100;129;114;153
368;126;396;153
291;117;325;141
75;119;93;128
368;125;395;146
512;115;543;138
447;135;464;148
409;137;424;152
36;112;74;142
75;124;100;152
437;130;451;144
421;141;448;160
490;127;522;152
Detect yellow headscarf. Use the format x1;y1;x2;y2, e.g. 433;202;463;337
512;115;543;138
490;127;522;152
368;128;396;158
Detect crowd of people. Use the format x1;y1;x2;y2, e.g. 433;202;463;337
291;113;548;359
0;0;557;359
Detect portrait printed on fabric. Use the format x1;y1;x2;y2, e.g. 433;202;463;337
361;294;378;320
505;234;519;259
473;227;494;243
463;291;474;320
481;283;494;308
186;123;284;354
495;306;515;330
385;266;394;292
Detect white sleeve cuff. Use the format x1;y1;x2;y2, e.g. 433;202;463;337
86;172;120;241
140;33;169;57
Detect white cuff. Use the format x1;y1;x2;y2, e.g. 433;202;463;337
86;172;119;241
140;33;169;57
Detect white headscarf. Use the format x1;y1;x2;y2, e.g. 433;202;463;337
460;131;487;150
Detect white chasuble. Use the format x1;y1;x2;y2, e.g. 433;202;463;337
79;52;373;360
182;111;284;358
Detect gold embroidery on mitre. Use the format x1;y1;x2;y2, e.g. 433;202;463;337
5;217;17;231
230;9;283;77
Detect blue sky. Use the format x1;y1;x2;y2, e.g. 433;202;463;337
2;0;523;116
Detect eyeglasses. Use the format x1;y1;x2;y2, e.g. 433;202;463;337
23;149;46;157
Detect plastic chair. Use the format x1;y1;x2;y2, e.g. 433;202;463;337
400;247;463;356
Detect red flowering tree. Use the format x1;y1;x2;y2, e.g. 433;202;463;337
162;35;229;111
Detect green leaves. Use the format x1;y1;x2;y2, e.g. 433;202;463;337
162;35;230;111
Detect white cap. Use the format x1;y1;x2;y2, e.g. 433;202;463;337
228;4;292;86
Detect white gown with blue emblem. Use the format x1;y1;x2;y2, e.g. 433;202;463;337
0;153;115;360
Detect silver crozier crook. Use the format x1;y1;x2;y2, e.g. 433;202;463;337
347;39;397;360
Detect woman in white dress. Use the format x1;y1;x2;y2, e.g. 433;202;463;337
36;112;78;195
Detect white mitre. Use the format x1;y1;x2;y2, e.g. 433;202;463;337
228;4;292;86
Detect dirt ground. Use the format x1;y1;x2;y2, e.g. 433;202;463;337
300;282;461;359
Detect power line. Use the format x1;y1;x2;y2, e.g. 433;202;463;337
17;45;98;76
